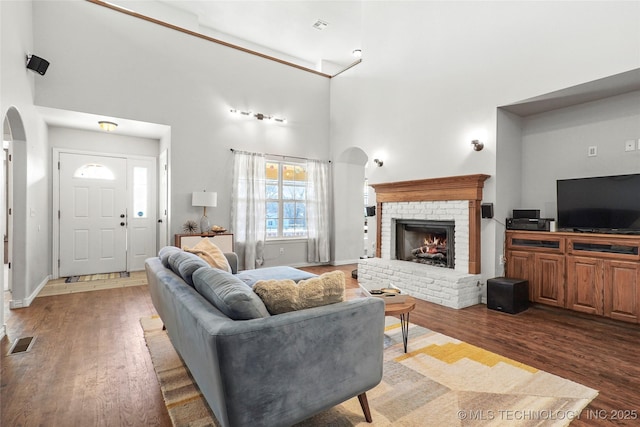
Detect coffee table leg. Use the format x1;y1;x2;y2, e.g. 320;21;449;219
400;312;410;353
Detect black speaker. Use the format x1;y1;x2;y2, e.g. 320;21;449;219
481;203;494;219
487;277;529;314
26;55;50;75
513;209;540;219
365;206;376;217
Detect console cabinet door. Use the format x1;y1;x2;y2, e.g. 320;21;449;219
566;256;604;315
506;250;534;300
533;253;565;307
604;260;640;323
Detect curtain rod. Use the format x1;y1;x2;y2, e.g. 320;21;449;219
230;148;331;163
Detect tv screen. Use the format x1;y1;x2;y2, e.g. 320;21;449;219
557;173;640;233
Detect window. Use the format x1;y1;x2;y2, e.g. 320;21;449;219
265;160;307;238
73;163;115;180
132;166;148;218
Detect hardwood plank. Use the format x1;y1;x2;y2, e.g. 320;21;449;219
3;265;640;426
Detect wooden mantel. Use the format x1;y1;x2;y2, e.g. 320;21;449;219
371;174;490;274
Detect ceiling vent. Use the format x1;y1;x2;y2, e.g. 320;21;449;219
312;19;329;30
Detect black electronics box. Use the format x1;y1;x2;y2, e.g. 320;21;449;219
487;277;529;314
513;209;540;219
506;218;554;231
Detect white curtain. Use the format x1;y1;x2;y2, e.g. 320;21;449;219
306;159;331;263
231;151;266;270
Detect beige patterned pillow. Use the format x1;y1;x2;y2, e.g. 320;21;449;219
183;238;232;273
253;270;345;315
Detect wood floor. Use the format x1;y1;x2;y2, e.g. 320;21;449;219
2;264;640;426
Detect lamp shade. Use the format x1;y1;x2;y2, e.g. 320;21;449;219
192;191;217;207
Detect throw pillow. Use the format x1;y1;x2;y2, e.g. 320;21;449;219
158;245;181;268
183;238;232;273
253;270;346;315
167;250;210;287
193;268;270;320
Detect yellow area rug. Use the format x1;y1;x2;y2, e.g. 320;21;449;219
141;316;598;426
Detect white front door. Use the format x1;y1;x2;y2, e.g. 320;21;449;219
59;153;127;276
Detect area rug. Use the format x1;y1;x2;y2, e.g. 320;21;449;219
141;316;598;427
65;271;130;283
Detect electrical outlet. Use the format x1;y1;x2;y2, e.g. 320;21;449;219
588;146;597;157
279;248;284;255
625;140;636;152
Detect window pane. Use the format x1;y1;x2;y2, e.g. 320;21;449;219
282;164;295;181
295;204;306;219
294;185;306;199
294;165;307;181
73;163;115;180
266;202;279;219
282;185;297;200
266;183;279;199
133;166;148;218
265;162;279;180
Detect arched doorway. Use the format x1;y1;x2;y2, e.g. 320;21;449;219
2;107;28;318
333;147;369;263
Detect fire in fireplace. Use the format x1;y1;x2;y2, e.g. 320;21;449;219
394;219;455;268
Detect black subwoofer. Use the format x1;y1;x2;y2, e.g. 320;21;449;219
487;277;529;314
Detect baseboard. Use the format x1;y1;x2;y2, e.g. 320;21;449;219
9;275;50;309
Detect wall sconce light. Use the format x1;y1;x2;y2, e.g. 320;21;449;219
471;139;484;151
373;158;384;167
230;108;287;124
192;190;217;233
98;121;118;132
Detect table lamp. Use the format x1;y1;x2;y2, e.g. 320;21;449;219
192;190;217;234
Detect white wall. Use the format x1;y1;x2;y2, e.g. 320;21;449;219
49;127;159;157
330;1;640;278
1;0;51;310
31;1;330;266
520;90;640;217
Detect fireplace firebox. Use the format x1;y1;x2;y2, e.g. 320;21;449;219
394;219;455;269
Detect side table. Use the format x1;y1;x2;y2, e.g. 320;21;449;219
384;296;416;353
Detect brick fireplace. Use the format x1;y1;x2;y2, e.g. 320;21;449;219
357;174;490;309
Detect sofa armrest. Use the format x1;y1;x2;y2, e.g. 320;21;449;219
223;252;238;274
211;298;385;426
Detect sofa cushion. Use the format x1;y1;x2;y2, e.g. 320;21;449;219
193;268;270;320
183;238;232;273
159;245;181;268
236;266;317;287
253;270;346;315
167;250;210;287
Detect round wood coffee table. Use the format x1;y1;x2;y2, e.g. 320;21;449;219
384;296;416;353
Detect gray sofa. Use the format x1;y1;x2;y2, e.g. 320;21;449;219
145;247;385;427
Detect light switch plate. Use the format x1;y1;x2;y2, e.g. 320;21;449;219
588;146;597;157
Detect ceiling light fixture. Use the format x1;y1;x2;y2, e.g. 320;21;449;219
98;121;118;132
352;49;362;58
229;108;286;124
373;158;383;167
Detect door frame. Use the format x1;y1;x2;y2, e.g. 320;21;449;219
52;148;158;279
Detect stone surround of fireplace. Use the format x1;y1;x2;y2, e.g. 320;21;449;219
357;174;490;309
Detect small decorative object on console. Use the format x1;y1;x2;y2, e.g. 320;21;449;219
211;225;227;234
182;220;199;234
370;288;407;304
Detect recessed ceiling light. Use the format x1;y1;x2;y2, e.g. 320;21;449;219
312;19;329;30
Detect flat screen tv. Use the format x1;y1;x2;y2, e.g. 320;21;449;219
557;173;640;234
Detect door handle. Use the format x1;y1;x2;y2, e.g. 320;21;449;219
158;219;163;223
120;214;125;218
120;222;126;227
